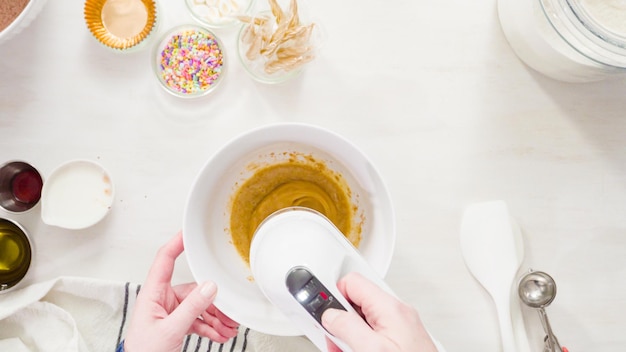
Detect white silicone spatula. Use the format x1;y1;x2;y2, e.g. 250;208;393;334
460;201;529;352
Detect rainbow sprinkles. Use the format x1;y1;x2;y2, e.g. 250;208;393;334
155;26;225;97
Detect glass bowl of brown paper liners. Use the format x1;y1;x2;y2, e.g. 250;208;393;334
236;0;323;84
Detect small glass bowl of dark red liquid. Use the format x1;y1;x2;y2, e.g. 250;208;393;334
0;161;43;213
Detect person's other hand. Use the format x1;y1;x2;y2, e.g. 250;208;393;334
321;272;437;352
124;232;239;352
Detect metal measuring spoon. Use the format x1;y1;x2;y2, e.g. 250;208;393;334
518;270;563;352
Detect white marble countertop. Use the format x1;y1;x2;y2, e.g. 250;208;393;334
1;0;625;351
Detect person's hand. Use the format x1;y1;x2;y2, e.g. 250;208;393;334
124;232;239;352
321;272;438;352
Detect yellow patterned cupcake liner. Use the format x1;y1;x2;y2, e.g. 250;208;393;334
84;0;157;50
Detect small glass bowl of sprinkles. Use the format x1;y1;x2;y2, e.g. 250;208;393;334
153;25;226;98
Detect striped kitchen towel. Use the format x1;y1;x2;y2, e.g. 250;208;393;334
0;277;318;352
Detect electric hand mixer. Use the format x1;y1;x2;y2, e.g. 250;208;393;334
249;207;397;352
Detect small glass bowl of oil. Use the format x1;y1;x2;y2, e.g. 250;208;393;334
0;218;32;293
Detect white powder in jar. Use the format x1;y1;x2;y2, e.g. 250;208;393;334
497;0;626;82
578;0;626;36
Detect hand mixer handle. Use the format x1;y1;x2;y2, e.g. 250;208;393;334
286;266;356;352
286;266;348;326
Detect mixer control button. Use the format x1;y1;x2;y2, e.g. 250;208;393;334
286;266;347;325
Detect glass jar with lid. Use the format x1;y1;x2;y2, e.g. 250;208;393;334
498;0;626;82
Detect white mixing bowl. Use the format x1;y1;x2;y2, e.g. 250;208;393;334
183;123;395;336
0;0;47;46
